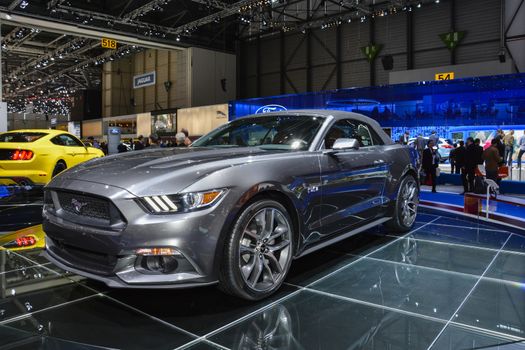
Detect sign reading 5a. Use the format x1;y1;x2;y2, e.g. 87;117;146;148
435;72;455;80
101;38;117;49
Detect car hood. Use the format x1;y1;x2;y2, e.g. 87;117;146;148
50;147;293;196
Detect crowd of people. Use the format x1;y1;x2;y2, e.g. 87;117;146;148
400;128;525;194
85;128;192;155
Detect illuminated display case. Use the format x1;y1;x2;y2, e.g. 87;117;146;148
229;73;525;142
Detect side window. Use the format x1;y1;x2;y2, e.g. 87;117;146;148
370;128;385;146
51;135;84;147
324;119;377;148
355;123;373;147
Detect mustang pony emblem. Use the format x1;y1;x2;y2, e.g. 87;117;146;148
71;198;88;213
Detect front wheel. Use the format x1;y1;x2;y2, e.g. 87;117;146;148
219;199;294;300
386;175;419;232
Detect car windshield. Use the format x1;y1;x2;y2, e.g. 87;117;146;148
192;115;325;150
0;132;47;143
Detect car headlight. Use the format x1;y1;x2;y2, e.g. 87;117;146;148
140;189;227;214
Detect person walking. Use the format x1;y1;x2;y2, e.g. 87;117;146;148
134;135;145;151
494;130;505;159
518;132;525;170
429;131;439;146
503;130;515;166
455;141;466;175
483;139;503;184
148;133;160;148
449;143;458;174
181;128;192;146
399;131;410;145
474;138;484;166
416;134;426;164
463;137;477;194
422;139;439;193
175;132;187;147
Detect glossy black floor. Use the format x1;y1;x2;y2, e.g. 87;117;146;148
1;211;524;349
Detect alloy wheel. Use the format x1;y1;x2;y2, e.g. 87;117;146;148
400;179;419;227
238;207;292;292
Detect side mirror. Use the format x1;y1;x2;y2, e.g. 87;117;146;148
332;138;360;151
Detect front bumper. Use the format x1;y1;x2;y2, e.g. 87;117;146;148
43;179;234;288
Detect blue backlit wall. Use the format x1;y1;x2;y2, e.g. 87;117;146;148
229;73;525;141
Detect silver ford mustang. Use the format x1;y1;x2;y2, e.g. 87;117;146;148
43;110;419;300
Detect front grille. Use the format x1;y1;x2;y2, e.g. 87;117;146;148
56;191;110;220
50;239;118;275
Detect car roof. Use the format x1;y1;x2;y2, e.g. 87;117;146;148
2;129;67;135
237;109;393;146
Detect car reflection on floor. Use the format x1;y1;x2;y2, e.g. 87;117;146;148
0;206;524;349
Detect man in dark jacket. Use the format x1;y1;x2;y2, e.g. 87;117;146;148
474;139;484;165
422;140;439;193
454;140;466;175
483;139;503;184
463;137;477;193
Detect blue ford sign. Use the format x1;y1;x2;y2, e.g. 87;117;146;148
133;71;156;89
255;104;287;114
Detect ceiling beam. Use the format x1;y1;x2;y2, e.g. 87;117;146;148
0;12;184;50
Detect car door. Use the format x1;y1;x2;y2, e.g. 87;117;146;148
318;119;390;238
52;134;88;166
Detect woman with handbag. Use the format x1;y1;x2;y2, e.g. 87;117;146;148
422;139;440;193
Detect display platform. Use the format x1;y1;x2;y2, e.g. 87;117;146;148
0;210;524;349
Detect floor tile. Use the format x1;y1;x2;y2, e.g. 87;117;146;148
286;249;361;287
0;324;37;347
10;249;50;266
415;212;442;223
455;279;525;339
430;324;525;350
327;230;399;256
433;216;503;230
0;282;96;323
503;235;525;254
5;294;195;350
406;224;510;249
485;251;525;284
370;236;497;276
1;250;43;274
209;289;445;350
182;341;227;349
108;283;299;337
310;257;478;320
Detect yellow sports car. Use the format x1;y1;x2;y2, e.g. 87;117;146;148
0;129;104;186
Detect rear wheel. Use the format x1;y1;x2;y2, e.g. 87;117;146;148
51;161;67;178
219;199;294;300
386;175;419;232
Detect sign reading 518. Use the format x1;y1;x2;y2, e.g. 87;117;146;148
101;38;117;49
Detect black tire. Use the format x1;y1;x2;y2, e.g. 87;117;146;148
51;161;67;178
219;199;294;300
386;175;419;232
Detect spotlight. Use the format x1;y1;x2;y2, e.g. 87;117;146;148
417;2;422;8
176;35;181;41
435;0;440;2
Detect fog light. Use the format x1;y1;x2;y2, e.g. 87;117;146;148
142;255;179;274
136;247;179;256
